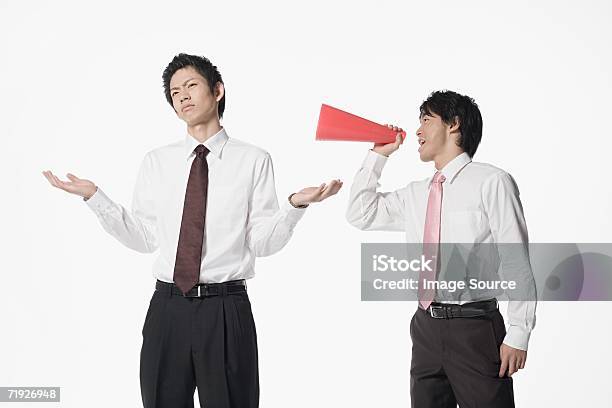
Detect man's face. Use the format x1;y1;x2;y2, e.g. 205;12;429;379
169;66;223;126
415;112;452;162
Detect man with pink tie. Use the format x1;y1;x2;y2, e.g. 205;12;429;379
346;90;537;408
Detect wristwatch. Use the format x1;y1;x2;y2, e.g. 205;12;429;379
288;193;309;209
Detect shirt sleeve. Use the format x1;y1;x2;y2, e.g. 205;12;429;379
246;153;306;257
84;152;159;253
345;150;408;231
482;171;537;351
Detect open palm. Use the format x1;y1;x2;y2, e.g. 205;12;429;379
292;179;343;206
42;170;97;199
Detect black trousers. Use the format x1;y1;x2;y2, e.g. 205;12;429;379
140;284;259;408
410;306;514;408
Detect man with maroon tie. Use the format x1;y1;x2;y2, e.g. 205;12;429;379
346;90;537;408
43;53;342;408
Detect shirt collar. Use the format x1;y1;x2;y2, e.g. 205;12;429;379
184;127;228;160
428;152;472;186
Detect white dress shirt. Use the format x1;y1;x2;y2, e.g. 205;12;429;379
84;128;307;283
346;150;537;351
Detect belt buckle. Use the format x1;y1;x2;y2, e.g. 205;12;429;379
183;284;204;298
429;305;446;319
197;284;211;297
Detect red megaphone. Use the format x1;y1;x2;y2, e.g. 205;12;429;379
315;104;406;143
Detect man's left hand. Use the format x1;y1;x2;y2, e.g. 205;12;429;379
499;343;527;377
290;179;343;206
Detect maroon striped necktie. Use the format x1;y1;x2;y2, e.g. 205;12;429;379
173;144;209;294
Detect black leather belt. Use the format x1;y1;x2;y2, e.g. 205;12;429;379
155;279;247;298
426;299;498;319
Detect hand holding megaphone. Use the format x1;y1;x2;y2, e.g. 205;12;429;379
373;124;405;157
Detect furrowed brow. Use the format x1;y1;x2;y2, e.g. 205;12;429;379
170;78;197;91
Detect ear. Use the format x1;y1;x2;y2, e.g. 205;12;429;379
449;116;461;133
215;82;225;102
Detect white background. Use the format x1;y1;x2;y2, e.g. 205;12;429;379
2;0;611;406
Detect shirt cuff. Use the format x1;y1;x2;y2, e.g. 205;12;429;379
362;149;389;176
281;199;307;226
503;324;531;351
83;187;113;214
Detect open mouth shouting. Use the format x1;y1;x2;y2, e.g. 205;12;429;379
418;137;426;152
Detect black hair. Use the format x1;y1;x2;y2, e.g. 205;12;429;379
419;90;482;157
162;53;225;119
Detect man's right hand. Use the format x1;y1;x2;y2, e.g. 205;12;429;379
372;124;405;157
42;171;98;200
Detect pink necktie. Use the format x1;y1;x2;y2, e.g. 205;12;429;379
418;171;446;310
